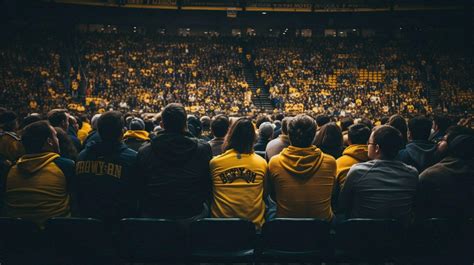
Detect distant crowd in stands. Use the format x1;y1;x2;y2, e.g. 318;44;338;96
1;33;472;120
0;104;473;229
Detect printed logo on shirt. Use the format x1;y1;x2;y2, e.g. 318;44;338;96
76;161;122;179
218;167;257;184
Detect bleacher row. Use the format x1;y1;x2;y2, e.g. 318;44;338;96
1;217;473;264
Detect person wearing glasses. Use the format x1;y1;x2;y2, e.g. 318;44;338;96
338;125;418;225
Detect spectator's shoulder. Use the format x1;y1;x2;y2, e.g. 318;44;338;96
53;156;75;176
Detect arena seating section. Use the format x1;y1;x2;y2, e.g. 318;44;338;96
0;216;473;264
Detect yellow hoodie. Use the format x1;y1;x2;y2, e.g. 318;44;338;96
268;145;336;220
336;144;369;187
4;152;72;227
210;149;267;229
123;130;150;141
77;122;92;143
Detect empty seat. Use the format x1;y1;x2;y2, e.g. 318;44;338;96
190;218;256;262
258;218;331;262
119;218;188;262
335;218;405;262
45;217;120;265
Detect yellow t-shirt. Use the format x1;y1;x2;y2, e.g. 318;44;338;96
210;149;267;228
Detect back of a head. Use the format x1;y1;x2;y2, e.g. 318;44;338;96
98;111;124;143
187;115;202;137
129;118;145;131
258;122;274;140
288;114;317;148
359;117;373;130
372;125;404;160
200;116;211;131
22;121;53;154
91;114;102;130
162;103;187;134
256;114;272;129
341;117;354;132
211;114;230;138
315;114;330;127
274;113;285;122
408;116;432;141
223;117;256;154
389;114;408;141
21;114;42;130
314;122;343;148
433;114;451;133
348;124;371;145
47;109;68;128
281;117;292;135
448;134;474;159
0;110;18;131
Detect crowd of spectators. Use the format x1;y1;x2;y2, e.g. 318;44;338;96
252;37;435;120
1;33;472;122
76;33;254;116
0;104;473;230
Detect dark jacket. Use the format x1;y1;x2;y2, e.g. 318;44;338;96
208;137;225;156
418;157;474;220
397;140;437;173
136;131;212;218
83;130;102;149
76;141;138;222
254;137;270;152
68;126;83;153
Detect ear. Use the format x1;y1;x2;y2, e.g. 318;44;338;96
160;121;164;129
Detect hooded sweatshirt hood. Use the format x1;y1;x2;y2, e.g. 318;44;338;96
16;152;59;175
404;140;437;170
279;145;324;179
151;131;198;163
123;130;150;141
342;144;369;162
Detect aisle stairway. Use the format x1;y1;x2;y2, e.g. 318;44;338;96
241;45;274;112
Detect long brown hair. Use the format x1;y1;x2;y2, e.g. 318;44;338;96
223;118;256;154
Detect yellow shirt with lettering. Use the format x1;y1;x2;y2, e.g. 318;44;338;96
210;149;267;228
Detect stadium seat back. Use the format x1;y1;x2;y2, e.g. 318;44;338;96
412;218;474;263
190;218;256;262
45;217;119;264
119;218;187;262
0;217;47;264
335;218;405;262
259;218;331;261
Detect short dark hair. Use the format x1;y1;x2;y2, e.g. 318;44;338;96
359;117;373;130
223;118;256;154
256;114;272;129
372;125;404;160
433;114;451;133
315;114;330;127
408;116;432;141
445;125;474;144
211;115;230;138
21;114;42;129
21;121;54;154
348;124;371;145
388;114;408;143
341;117;354;132
314;122;343;149
281;117;292;135
288;114;317;148
47;109;68;127
97;111;124;143
161;103;187;133
0;110;18;131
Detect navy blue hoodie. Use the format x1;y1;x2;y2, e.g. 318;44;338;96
398;140;437;173
76;141;138;222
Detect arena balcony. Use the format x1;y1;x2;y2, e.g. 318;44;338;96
43;0;465;12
